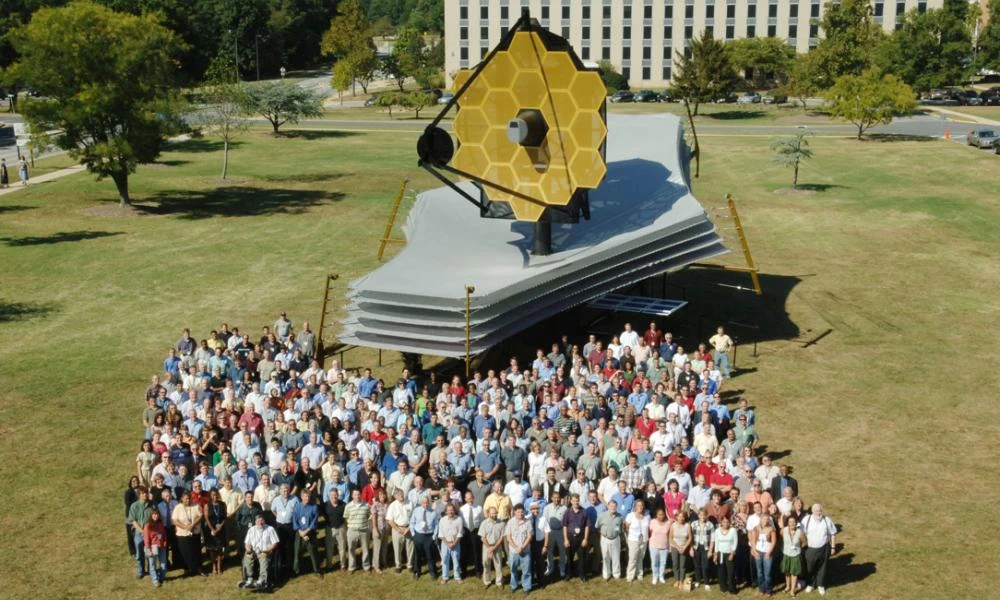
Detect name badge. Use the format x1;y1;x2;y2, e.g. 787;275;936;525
574;528;581;534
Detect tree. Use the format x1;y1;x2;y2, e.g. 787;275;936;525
976;0;1000;72
196;53;249;180
322;0;372;58
782;52;822;107
598;60;629;93
812;0;885;88
245;81;323;134
402;91;435;118
10;2;182;205
671;31;741;116
392;26;426;85
374;91;401;118
726;37;796;89
380;54;407;91
825;69;916;139
345;47;378;93
407;0;444;33
878;6;972;92
770;132;814;189
331;60;353;105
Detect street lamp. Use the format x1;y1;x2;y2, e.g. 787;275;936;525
255;34;261;81
464;285;475;378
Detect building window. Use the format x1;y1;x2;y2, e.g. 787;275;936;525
623;66;630;80
791;4;798;17
874;2;883;16
460;47;468;60
481;26;488;39
747;25;756;37
705;25;713;37
810;24;818;37
642;66;651;79
645;5;653;18
767;25;776;36
582;46;590;59
768;5;777;18
666;5;673;18
583;6;591;19
918;2;926;12
541;6;550;19
664;46;671;59
460;27;467;40
603;26;611;39
789;25;797;38
643;46;651;59
460;6;468;19
501;6;508;19
726;25;735;39
706;5;714;18
643;26;651;39
501;26;508;36
583;26;591;40
603;6;611;19
663;65;672;80
685;5;694;19
602;47;611;59
748;5;756;17
623;47;631;59
562;26;570;38
481;6;488;19
684;25;693;39
481;46;488;58
664;26;672;39
623;26;631;38
896;2;905;17
727;5;736;18
562;6;570;19
624;6;632;19
811;4;820;17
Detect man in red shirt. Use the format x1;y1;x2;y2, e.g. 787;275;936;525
667;445;693;473
634;409;657;439
238;404;264;436
693;456;715;483
643;321;663;347
709;463;734;496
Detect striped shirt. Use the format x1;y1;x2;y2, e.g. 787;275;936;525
344;501;371;531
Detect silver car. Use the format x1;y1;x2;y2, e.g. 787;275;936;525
967;129;997;149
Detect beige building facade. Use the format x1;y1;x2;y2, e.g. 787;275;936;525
444;0;945;88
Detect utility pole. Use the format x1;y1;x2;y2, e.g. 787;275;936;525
255;34;261;81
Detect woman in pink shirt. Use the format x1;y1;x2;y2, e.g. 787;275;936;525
648;508;671;585
662;479;686;520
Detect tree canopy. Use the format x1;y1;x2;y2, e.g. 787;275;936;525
825;69;917;139
879;4;972;91
727;37;796;89
977;0;1000;72
812;0;885;87
10;1;183;204
245;81;323;133
671;31;741;116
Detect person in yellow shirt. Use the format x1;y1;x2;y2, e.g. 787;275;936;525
708;326;734;379
483;479;512;521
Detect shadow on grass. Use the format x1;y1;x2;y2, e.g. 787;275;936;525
0;204;36;214
258;172;349;184
795;183;846;192
0;300;57;323
1;230;123;246
154;160;190;167
755;444;792;461
708;110;768;121
827;552;877;587
278;130;361;140
864;133;937;143
135;187;345;219
167;138;245;153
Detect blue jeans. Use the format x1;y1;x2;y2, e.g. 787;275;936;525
147;547;168;584
133;531;147;577
650;547;668;581
441;542;461;581
509;549;532;592
715;351;731;378
755;554;773;593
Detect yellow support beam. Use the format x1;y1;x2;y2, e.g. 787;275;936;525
692;194;762;295
377;179;409;261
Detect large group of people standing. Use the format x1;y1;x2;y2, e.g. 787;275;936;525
126;313;840;595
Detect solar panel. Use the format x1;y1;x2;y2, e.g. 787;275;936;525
587;293;687;316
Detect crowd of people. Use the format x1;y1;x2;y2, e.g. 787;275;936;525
126;312;841;595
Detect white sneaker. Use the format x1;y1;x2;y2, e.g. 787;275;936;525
818;587;827;596
652;578;658;585
705;585;711;591
805;586;815;593
693;582;700;588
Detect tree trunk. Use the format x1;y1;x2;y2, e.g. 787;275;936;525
793;160;799;189
684;99;701;179
857;124;864;140
359;80;369;94
692;101;700;117
339;91;343;107
221;138;230;180
271;120;280;134
111;169;130;206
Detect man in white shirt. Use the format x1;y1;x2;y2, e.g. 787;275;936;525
459;491;485;578
666;461;693;497
386;489;414;572
754;454;780;490
241;514;279;590
800;504;838;595
619;323;639;350
597;467;620;505
503;472;531;508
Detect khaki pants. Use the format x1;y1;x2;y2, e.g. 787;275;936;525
392;529;414;569
347;528;371;571
600;537;621;579
626;539;647;581
483;543;504;585
243;550;271;585
371;527;390;570
325;525;348;570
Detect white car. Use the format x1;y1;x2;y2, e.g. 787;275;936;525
737;92;761;104
967;129;997;149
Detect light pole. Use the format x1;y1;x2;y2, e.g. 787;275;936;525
464;285;475;379
228;29;240;80
255;34;261;81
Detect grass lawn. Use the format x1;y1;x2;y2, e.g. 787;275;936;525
1;125;999;598
940;105;1000;122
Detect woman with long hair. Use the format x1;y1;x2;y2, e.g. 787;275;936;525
137;440;157;487
732;499;752;588
125;476;141;556
203;489;228;575
648;507;671;585
143;508;169;587
781;514;806;597
370;488;390;573
663;478;686;520
668;508;693;588
751;514;777;596
527;440;546;489
172;491;205;577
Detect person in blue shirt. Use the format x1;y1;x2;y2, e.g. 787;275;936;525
291;490;321;577
345;451;364;488
472;406;496;441
447;441;474;486
610;480;634;516
358;368;378;400
163;349;181;377
627;386;648;415
409;495;440;579
421;414;445;446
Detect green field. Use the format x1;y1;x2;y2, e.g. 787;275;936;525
1;124;998;598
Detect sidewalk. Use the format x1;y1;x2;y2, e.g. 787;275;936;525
926;106;1000;126
0;164;85;196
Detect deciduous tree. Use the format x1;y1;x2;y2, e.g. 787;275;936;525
196;53;249;180
770;132;814;188
812;0;885;88
671;31;741;116
245;81;323;134
825;69;916;139
726;37;796;89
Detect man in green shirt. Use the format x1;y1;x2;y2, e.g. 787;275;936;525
127;487;154;579
596;499;624;580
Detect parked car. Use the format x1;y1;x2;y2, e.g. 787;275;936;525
364;94;379;107
948;90;983;106
633;90;660;102
967;128;998;149
737;92;761;104
656;91;674;102
437;92;455;105
610;90;634;103
762;91;787;104
982;88;1000;106
715;93;738;103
